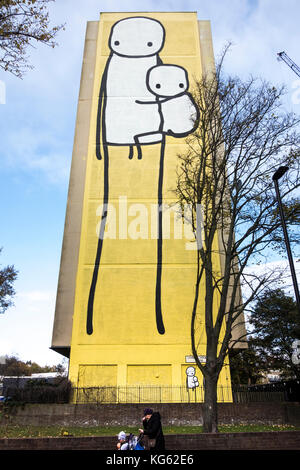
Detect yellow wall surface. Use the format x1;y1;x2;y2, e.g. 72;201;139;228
68;12;232;401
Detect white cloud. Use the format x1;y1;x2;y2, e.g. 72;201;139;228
18;290;54;304
0;289;62;366
0;125;71;186
241;258;300;303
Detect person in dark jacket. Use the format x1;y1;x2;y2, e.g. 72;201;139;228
139;408;165;451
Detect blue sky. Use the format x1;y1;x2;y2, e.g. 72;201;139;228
0;0;300;366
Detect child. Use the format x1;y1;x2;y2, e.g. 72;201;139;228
117;431;129;450
146;63;199;137
135;64;199;143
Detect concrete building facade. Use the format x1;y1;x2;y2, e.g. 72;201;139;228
51;12;242;402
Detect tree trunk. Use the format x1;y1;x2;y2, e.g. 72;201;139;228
203;373;218;433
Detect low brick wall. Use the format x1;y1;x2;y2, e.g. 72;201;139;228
1;402;300;427
0;431;299;450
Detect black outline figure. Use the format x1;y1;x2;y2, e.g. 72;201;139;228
186;366;199;390
86;17;199;337
87;17;165;335
86;54;111;336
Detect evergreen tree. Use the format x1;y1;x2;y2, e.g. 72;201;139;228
248;288;300;380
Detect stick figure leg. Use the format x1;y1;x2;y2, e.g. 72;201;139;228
134;136;143;159
155;135;166;334
134;132;163;160
128;145;134;159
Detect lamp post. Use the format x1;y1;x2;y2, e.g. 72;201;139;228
272;166;300;314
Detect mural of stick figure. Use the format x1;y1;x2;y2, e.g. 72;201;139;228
86;17;199;336
86;17;166;335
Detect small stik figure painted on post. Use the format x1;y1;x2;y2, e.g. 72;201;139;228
186;366;199;390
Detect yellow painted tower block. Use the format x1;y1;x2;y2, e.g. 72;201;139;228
51;12;233;403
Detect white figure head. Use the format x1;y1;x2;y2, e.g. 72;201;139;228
109;17;165;57
147;64;189;98
186;366;196;377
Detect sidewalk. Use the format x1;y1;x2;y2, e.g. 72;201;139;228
0;431;299;450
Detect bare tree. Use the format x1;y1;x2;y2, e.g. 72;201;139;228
175;46;300;432
0;0;64;77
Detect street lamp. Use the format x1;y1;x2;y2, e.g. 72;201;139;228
272;166;300;314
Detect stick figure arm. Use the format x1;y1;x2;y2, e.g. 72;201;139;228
135;97;171;105
135;99;158;105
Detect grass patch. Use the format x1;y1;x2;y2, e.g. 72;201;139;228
0;424;300;438
218;424;300;433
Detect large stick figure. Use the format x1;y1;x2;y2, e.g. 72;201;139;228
86;17;199;336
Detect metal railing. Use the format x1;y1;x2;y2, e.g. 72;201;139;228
72;385;203;404
2;383;289;404
71;385;287;404
232;384;286;403
72;385;237;404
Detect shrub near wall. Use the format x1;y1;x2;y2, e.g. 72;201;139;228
4;378;71;404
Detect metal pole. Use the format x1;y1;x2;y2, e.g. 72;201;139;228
273;168;300;314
